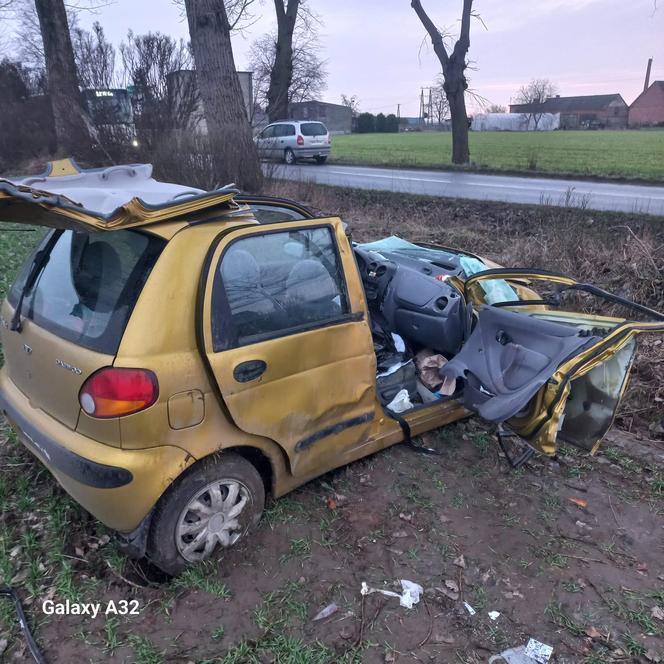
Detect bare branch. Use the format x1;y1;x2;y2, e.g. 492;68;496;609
410;0;449;66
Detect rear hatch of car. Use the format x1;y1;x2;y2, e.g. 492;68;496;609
300;122;329;148
1;228;165;429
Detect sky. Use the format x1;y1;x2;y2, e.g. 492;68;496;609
7;0;664;116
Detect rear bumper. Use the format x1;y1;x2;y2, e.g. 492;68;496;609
295;146;331;158
0;370;195;532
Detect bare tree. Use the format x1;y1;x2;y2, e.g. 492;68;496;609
411;0;473;164
340;94;360;116
120;31;200;150
184;0;262;191
430;75;450;124
265;0;304;122
72;21;116;89
515;78;558;130
0;57;54;169
33;0;94;157
249;18;326;113
487;104;506;113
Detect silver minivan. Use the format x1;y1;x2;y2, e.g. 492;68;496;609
255;121;331;165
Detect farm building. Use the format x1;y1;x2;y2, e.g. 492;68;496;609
629;81;664;127
289;101;353;134
510;94;629;129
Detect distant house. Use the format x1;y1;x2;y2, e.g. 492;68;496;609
510;94;629;129
289;101;352;134
629;81;664;127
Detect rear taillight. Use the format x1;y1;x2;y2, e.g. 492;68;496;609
297;135;304;146
79;367;158;418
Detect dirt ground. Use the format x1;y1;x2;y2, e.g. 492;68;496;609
1;185;664;663
2;419;664;663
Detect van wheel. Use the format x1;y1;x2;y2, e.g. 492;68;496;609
284;148;296;165
314;156;327;164
147;452;265;576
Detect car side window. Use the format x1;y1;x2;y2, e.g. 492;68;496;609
261;126;276;139
212;227;351;350
273;124;294;137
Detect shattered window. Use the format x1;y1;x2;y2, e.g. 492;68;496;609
212;227;350;349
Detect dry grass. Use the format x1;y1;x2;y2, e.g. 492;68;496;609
266;180;664;436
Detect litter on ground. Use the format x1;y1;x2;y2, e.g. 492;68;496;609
360;580;423;609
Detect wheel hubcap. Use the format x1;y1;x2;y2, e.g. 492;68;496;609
176;479;251;562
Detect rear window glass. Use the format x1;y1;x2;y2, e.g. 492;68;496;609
9;229;164;354
300;123;327;136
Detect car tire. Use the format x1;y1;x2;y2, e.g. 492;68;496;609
284;148;296;165
146;452;265;576
314;156;328;164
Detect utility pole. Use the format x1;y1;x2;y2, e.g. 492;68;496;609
419;88;425;126
397;103;400;119
428;88;432;127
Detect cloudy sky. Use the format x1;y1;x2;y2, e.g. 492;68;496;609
20;0;664;116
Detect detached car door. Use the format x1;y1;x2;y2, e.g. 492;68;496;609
199;217;378;476
442;269;664;456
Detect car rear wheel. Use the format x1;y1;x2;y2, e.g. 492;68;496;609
147;452;265;576
284;148;296;165
314;156;327;164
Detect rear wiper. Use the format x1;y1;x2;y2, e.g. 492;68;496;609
10;230;63;333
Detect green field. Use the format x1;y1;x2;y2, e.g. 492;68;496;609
329;129;664;181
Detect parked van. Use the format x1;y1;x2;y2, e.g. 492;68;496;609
255;121;331;164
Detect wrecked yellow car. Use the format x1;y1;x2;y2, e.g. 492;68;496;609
1;160;662;575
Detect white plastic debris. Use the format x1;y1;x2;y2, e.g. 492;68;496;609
524;639;553;663
360;580;423;609
488;610;501;621
391;333;406;353
463;601;476;615
312;602;339;621
489;647;535;664
386;389;413;413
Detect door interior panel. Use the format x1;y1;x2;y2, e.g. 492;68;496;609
441;306;599;423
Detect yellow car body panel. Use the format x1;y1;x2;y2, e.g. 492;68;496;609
0;371;195;532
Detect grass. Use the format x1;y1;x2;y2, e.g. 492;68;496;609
329;129;664;181
170;561;231;599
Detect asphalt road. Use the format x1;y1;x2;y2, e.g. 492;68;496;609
267;163;664;216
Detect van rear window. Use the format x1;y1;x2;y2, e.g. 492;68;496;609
8;229;164;354
300;122;327;136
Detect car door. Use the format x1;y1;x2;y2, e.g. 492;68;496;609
256;125;276;159
444;269;664;456
198;217;379;477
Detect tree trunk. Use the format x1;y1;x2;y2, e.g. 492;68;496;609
184;0;262;191
266;0;299;123
448;87;469;165
34;0;93;158
411;0;472;166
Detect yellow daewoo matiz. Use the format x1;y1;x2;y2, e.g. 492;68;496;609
1;160;663;575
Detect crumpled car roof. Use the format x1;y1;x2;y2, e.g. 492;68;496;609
0;159;241;231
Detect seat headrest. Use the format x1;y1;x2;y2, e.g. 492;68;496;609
286;259;338;303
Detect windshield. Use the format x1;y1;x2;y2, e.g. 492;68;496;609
8;229;164;354
300;122;327;136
